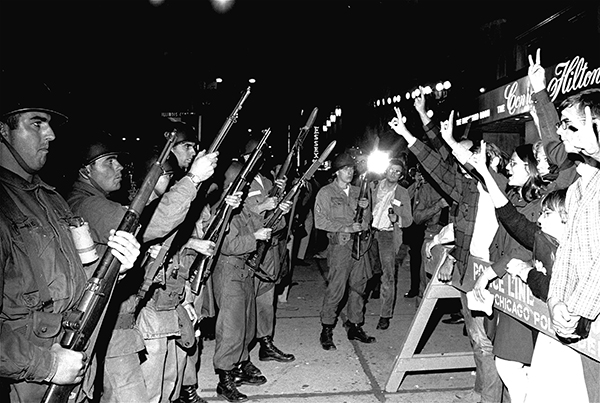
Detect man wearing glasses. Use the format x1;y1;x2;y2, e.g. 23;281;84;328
529;48;600;403
368;159;413;330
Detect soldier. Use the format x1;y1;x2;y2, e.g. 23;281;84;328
314;152;376;351
0;80;140;403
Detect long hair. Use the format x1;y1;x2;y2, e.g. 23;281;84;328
514;144;549;203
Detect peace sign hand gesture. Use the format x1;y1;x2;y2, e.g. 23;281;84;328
528;48;546;93
388;107;410;137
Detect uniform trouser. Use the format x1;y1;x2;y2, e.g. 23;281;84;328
213;259;256;371
373;230;397;319
140;336;179;403
460;292;503;403
181;339;199;386
296;209;313;260
320;241;370;326
100;353;149;403
255;245;279;339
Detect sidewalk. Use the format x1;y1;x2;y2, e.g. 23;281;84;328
196;252;476;402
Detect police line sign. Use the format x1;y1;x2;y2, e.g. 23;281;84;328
457;256;599;362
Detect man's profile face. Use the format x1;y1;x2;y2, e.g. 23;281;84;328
3;111;55;172
172;141;197;170
88;155;123;193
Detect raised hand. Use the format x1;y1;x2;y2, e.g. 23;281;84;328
468;140;488;175
440;110;456;144
388;106;411;137
528;48;546;93
414;86;427;115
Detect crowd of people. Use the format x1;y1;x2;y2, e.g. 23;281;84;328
1;46;599;403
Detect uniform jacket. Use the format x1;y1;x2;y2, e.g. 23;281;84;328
0;168;88;385
314;180;372;234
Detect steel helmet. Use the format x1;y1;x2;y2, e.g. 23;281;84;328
0;78;68;126
332;152;355;172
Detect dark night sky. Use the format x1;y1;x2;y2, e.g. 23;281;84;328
0;0;580;181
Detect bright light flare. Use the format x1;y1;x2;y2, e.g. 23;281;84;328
211;0;235;13
367;149;390;174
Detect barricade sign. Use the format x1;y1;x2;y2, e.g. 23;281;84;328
385;245;475;392
456;255;600;362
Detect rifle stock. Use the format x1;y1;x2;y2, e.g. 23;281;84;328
189;128;272;294
351;172;370;260
41;132;177;403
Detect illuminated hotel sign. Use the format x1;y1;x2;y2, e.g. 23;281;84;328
547;56;600;102
457;55;600;126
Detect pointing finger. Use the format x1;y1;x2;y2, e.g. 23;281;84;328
528;54;534;67
536;48;541;65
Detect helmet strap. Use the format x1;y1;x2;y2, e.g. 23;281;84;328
0;133;37;175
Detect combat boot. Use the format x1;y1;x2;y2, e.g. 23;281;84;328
258;336;295;362
216;369;248;402
320;324;336;350
174;384;208;403
347;322;376;343
231;360;267;386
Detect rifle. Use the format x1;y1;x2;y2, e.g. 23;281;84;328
135;86;251;303
351;172;371;260
41;131;178;403
246;140;336;282
188;128;272;295
268;107;318;201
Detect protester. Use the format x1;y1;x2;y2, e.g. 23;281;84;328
368;158;412;330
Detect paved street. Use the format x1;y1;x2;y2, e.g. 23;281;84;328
196;250;477;402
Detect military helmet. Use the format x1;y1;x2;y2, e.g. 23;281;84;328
332;152;355;172
80;131;124;166
0;78;68;126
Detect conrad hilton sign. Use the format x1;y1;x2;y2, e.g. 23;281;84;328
547;56;600;102
457;55;600;126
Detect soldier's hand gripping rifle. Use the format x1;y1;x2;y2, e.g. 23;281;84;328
268;107;318;202
188;128;272;295
246;140;337;282
41;131;178;403
135;86;252;303
351;172;371;260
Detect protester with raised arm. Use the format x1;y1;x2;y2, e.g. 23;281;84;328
389;108;504;403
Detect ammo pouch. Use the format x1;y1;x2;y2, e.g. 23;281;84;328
175;304;195;349
328;232;351;246
23;310;63;348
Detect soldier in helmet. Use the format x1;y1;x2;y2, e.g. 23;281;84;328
0;79;141;403
314;151;376;351
66;126;218;403
239;138;295;365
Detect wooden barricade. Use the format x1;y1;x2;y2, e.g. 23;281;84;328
385;244;475;392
